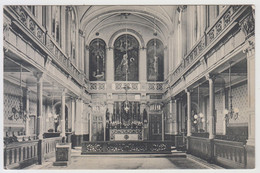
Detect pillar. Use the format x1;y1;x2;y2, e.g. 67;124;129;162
35;73;43;140
244;39;255;168
173;99;179;135
207;75;215;139
186;89;192;137
178;98;183;133
169;100;173;134
72;98;84;146
202;97;208;132
61;89;66;139
60;6;66;52
106;47;114;82
71;98;75;132
25;88;30;137
139;48;146;82
85;46;89;78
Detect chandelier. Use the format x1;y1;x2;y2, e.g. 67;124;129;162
193;83;205;124
224;62;239;123
11;63;27;122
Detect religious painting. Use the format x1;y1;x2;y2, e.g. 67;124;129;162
147;39;164;81
89;38;106;81
114;34;139;81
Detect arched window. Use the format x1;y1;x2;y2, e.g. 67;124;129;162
147;39;164;81
114;34;139;81
89;39;106;81
70;10;76;62
51;6;61;44
66;6;77;64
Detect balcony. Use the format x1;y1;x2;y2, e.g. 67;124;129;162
167;5;248;90
6;6;84;86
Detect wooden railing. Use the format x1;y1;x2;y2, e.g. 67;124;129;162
4;137;63;169
186;136;248;168
187;136;213;161
42;137;63;160
213;139;246;169
4;140;39;169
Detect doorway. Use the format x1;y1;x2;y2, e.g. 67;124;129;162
149;114;162;140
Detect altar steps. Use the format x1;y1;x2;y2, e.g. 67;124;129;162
72;146;186;158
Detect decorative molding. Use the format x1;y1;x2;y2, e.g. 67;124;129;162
108;28;145;48
240;12;255;39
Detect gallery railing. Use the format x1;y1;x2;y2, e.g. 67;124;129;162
88;81;165;93
167;5;244;89
7;6;84;86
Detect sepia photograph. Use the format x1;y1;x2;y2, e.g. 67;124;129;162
1;0;257;171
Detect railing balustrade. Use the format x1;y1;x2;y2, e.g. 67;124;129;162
4;140;39;169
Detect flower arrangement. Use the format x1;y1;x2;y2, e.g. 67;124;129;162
110;121;122;128
131;120;143;128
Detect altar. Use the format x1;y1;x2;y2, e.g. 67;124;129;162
110;128;142;141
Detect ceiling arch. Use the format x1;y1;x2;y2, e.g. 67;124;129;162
78;6;176;41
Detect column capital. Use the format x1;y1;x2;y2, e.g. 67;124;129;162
33;72;43;81
185;88;193;94
205;73;216;81
243;40;255;58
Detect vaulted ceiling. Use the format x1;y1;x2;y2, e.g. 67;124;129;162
76;5;178;42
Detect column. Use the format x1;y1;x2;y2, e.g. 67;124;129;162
60;6;66;52
207;75;215;139
178;98;183;132
61;89;66;139
169;100;173;134
186;89;192;137
75;98;83;135
245;41;255;146
25;88;30;137
244;40;255;169
106;47;114;81
85;46;89;78
66;6;71;57
71;98;75;132
202;97;208;132
78;31;85;72
74;98;83;145
173;99;179;135
139;48;146;82
35;72;43;139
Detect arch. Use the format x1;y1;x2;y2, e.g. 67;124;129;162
89;38;106;81
114;34;139;81
109;29;144;48
147;39;164;81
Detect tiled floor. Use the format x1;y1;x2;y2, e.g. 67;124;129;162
25;152;215;169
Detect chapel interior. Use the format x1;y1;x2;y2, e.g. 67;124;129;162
2;5;255;169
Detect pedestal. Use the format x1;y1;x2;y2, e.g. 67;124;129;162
53;143;71;166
